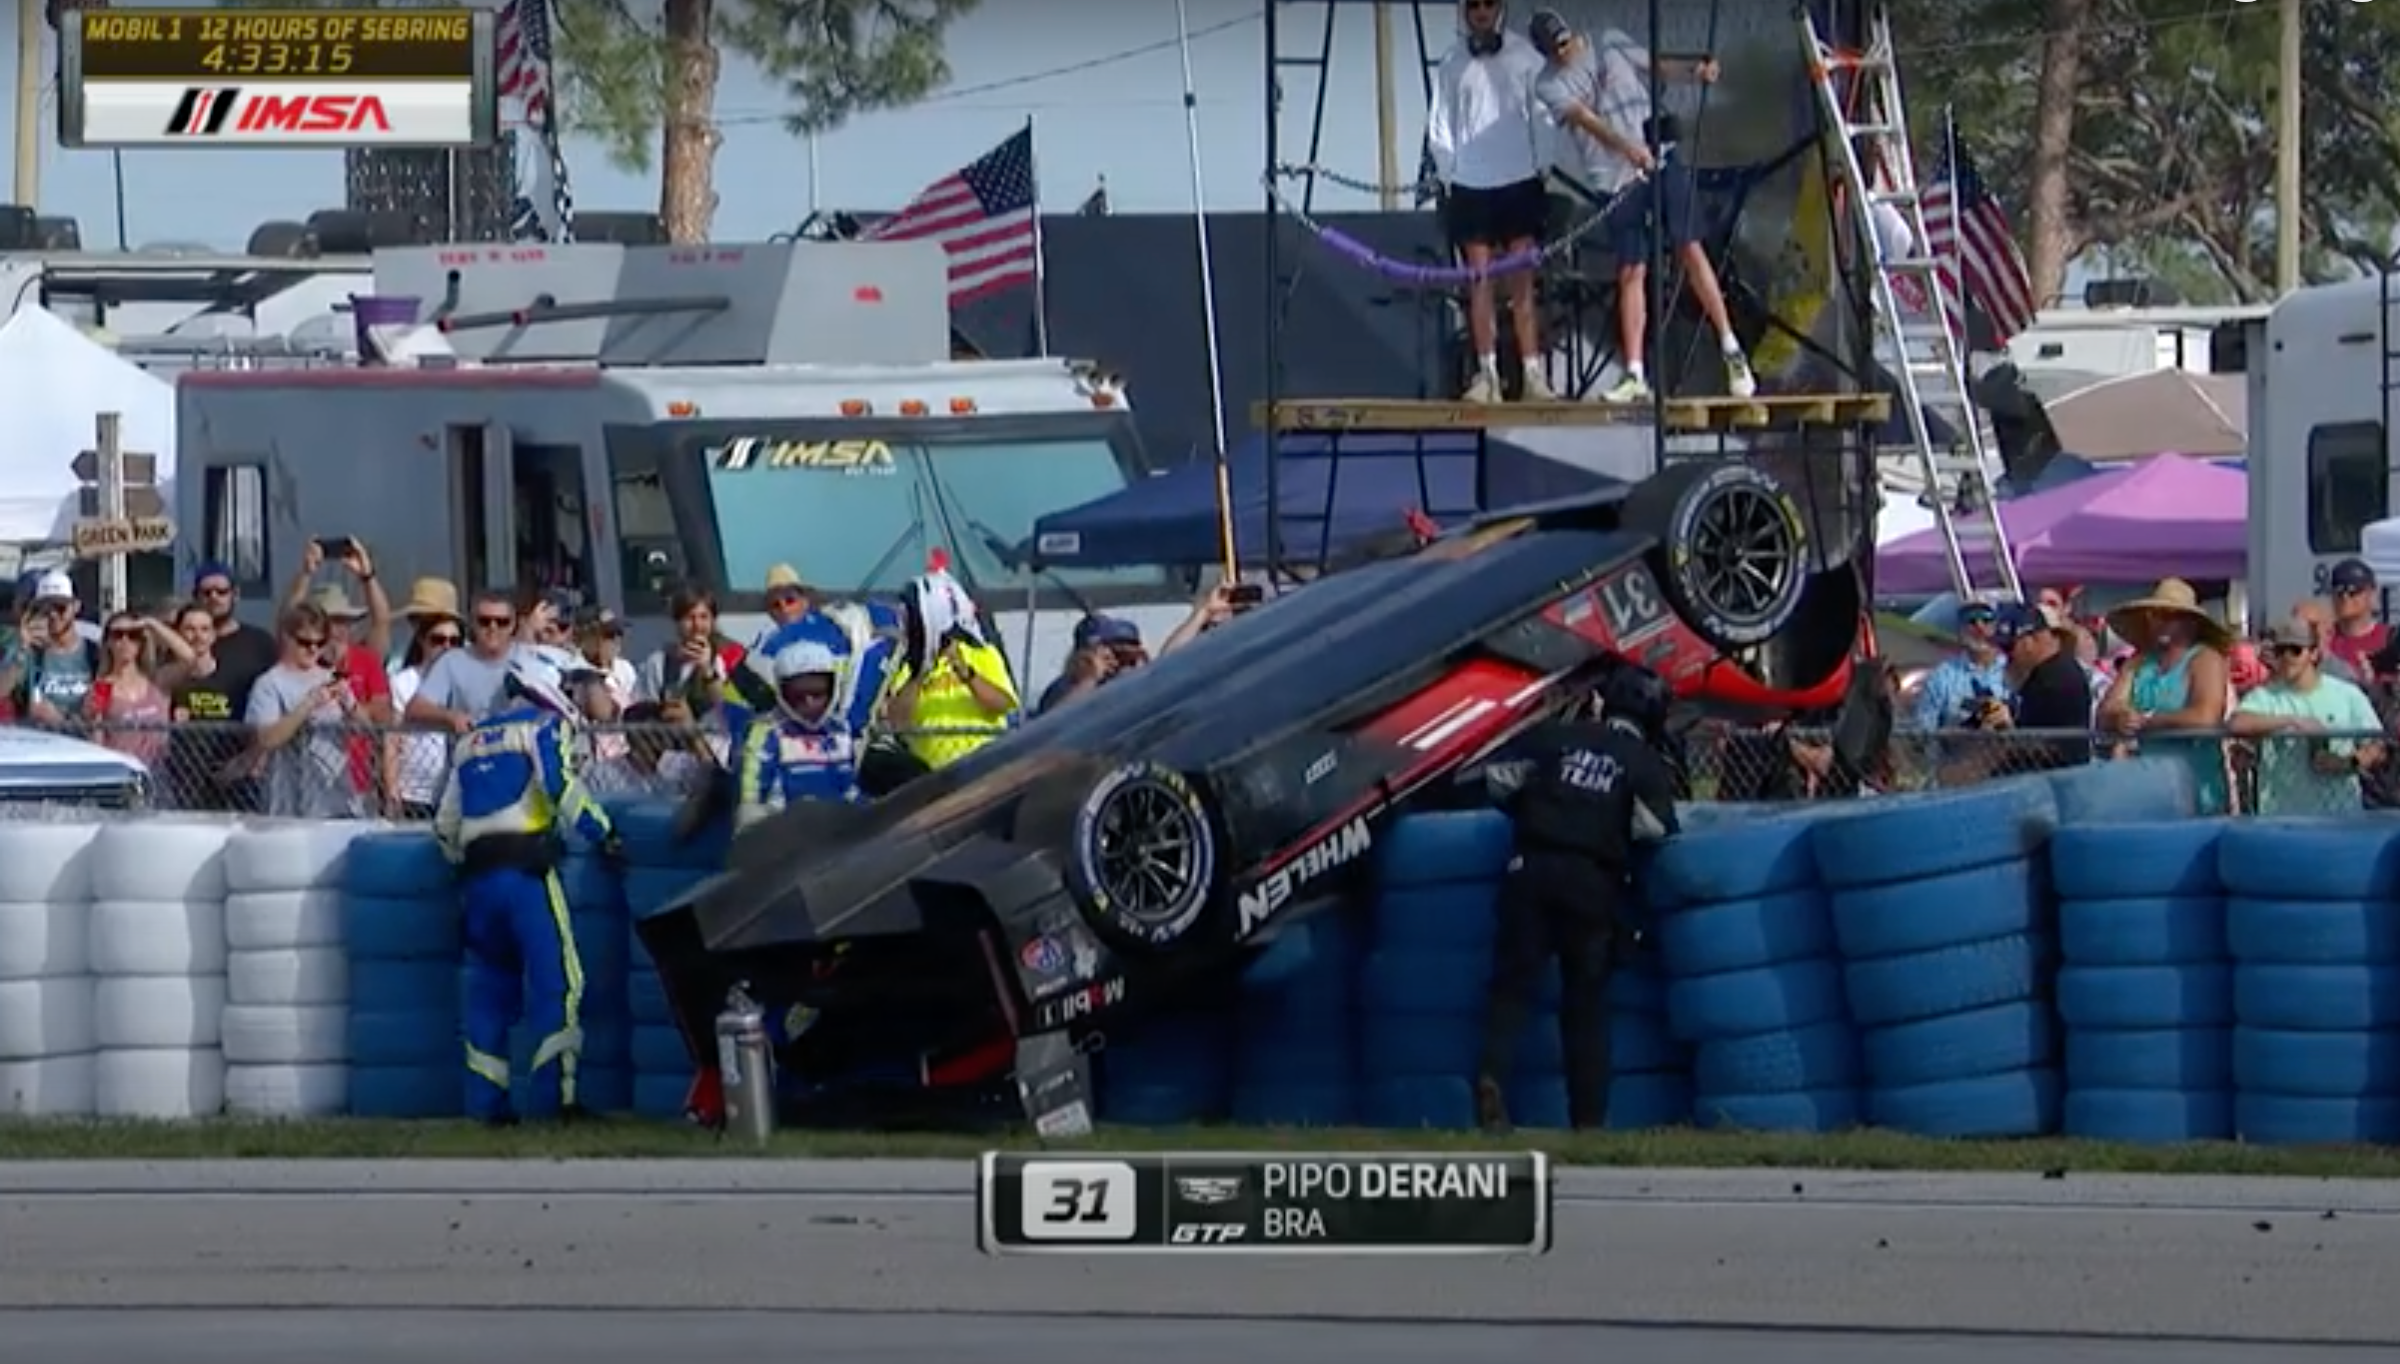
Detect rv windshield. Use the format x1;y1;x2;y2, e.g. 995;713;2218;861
611;414;1171;609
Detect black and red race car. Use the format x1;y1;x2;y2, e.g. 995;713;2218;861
638;460;1871;1134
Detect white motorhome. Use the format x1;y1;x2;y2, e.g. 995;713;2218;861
2246;278;2392;619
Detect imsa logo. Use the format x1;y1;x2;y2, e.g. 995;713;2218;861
1237;817;1371;935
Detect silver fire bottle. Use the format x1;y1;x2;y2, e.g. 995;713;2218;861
715;983;776;1146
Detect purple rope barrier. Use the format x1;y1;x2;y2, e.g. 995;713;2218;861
1311;225;1548;285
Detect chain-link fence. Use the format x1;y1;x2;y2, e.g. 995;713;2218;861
10;720;2396;821
1688;725;2399;818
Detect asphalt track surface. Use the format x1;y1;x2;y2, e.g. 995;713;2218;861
2;1161;2398;1361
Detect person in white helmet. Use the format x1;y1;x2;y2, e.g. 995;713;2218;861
733;632;864;829
435;643;621;1126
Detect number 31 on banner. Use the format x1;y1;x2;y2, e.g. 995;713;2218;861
1015;1159;1140;1243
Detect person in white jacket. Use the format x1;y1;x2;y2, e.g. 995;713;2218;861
1427;0;1554;405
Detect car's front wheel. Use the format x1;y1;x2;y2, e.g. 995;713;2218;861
1062;761;1222;953
1630;461;1811;649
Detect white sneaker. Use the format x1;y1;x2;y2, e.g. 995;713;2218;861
1518;369;1557;402
1602;374;1651;404
1724;349;1757;398
1462;372;1501;404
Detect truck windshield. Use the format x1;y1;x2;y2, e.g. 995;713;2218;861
611;413;1172;609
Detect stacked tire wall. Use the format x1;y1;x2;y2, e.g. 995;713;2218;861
222;823;357;1117
1817;785;2061;1138
610;799;726;1120
343;831;463;1118
0;821;103;1116
91;819;232;1119
2052;821;2232;1143
2224;821;2400;1145
1656;809;1858;1134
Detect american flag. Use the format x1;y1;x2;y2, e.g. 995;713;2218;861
865;128;1038;304
499;0;575;243
1921;121;2035;345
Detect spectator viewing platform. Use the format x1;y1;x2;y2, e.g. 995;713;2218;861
1255;393;1895;435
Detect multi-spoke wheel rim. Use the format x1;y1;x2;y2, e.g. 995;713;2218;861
1686;484;1799;627
1089;778;1207;927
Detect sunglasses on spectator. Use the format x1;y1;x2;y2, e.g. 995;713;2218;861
475;615;514;629
2336;585;2373;597
106;629;142;642
196;583;232;597
425;630;463;647
768;589;806;604
2272;644;2311;658
292;633;326;648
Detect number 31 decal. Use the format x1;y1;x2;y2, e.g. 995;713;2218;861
1042;1176;1112;1223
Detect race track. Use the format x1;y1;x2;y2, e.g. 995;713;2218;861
1;1161;2396;1358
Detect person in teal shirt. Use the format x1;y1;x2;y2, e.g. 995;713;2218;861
2100;579;2235;814
2229;616;2387;815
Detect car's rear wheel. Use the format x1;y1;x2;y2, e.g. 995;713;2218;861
1061;761;1221;953
1630;462;1810;649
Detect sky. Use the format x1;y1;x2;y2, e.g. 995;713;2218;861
9;0;1449;249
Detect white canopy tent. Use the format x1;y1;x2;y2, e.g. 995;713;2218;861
0;307;178;545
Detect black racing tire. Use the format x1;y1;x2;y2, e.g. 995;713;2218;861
1059;760;1222;954
1626;461;1810;650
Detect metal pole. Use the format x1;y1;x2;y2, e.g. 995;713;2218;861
1027;116;1050;356
14;0;43;206
95;412;126;615
1174;0;1237;573
807;131;821;215
1645;0;1666;471
2274;0;2302;295
1262;0;1283;582
1372;4;1400;211
110;151;127;249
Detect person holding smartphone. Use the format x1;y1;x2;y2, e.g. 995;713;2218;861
0;571;102;729
245;602;365;817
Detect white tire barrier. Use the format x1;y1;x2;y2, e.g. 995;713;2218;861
88;819;231;1119
95;1047;226;1119
0;819;101;1114
221;823;362;1115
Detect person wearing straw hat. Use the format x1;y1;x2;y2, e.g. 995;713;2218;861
394;577;466;669
2099;578;2235;813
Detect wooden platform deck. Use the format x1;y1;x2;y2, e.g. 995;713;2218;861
1254;393;1893;434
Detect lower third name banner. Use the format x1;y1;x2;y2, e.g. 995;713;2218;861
978;1151;1550;1255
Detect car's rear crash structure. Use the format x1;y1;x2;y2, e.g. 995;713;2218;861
638;462;1865;1135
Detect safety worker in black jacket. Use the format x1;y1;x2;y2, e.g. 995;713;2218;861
1474;662;1682;1131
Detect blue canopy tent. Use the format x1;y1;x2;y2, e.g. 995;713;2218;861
1022;431;1617;570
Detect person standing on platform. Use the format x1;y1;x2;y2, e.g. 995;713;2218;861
1428;0;1555;404
1528;9;1754;403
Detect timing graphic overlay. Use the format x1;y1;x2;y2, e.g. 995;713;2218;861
978;1152;1550;1255
60;8;497;148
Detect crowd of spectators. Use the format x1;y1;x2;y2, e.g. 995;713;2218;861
0;536;1254;820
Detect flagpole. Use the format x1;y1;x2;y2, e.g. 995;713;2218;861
1942;103;1963;347
1174;0;1236;574
1026;115;1051;357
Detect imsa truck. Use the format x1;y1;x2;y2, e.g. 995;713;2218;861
171;238;1182;680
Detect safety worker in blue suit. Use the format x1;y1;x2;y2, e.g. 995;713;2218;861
734;636;866;827
434;644;621;1126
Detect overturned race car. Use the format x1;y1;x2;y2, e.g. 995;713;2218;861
639;461;1869;1136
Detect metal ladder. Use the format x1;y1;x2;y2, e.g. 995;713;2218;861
1803;10;2020;603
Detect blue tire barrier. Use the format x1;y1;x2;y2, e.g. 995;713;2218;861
1230;1081;1358;1127
342;830;454;898
2064;1028;2232;1091
1375;811;1515;888
1809;777;2058;890
632;1072;691;1120
2058;898;2227;966
2216;820;2400;901
349;1007;457;1068
2234;964;2400;1031
342;892;462;960
1830;860;2047;963
1867;1068;2061;1138
2045;758;2199;827
622;867;710;923
1504;1072;1693;1130
2050;823;2223;900
631;1023;690;1073
1693;1088;1859;1133
581;1066;633;1113
2226;898;2400;965
350;959;458;1016
1693;1020;1859;1095
1371;884;1498;953
1667;957;1847;1043
1100;1007;1234;1124
1657;890;1834;978
2232;1028;2400;1099
1843;934;2045;1030
2236;1094;2400;1145
605;798;729;872
1859;1002;2054;1091
628;961;672;1027
1360;948;1558;1016
348;1065;459;1118
2057;964;2233;1030
1649;810;1827;905
2063;1089;2233;1142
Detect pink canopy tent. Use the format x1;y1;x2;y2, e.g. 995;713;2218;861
1876;454;2246;595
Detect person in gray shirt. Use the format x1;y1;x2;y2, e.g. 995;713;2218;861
244;602;364;818
404;587;522;732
